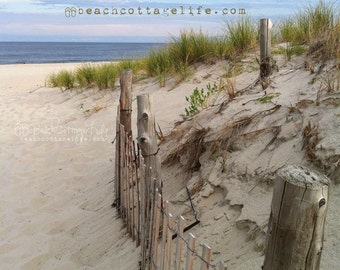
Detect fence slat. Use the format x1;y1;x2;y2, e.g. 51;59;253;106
175;216;185;270
200;243;212;270
219;261;228;270
115;105;120;208
185;233;196;270
130;139;136;242
151;193;162;269
126;138;131;235
161;201;170;270
129;139;134;238
134;141;141;246
140;156;148;270
119;124;126;219
166;213;174;270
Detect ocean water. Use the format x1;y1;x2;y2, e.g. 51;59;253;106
0;42;164;65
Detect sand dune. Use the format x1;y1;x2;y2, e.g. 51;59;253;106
1;57;339;269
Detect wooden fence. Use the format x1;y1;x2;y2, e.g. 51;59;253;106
114;70;227;270
113;21;331;268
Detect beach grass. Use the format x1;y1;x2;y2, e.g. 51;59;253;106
144;48;172;86
94;63;118;90
47;1;339;90
278;1;339;60
48;70;75;91
224;17;258;58
76;63;96;88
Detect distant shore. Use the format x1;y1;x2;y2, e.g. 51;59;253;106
0;41;165;65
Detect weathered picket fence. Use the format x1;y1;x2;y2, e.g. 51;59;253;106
114;70;227;270
113;19;331;268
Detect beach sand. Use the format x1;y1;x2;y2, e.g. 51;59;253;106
0;58;339;269
0;63;140;270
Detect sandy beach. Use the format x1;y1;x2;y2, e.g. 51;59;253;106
0;56;339;270
0;63;140;269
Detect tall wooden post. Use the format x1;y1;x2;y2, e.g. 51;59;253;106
115;69;133;210
263;165;330;270
120;69;133;136
260;18;272;79
137;94;161;269
137;94;161;190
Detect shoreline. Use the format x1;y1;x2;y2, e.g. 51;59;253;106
0;60;123;67
0;61;115;67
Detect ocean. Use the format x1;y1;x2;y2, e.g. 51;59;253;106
0;42;165;65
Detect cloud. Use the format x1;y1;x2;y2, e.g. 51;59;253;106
0;0;323;41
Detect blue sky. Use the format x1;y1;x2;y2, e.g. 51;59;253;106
0;0;327;42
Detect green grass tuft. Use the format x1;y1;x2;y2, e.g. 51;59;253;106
75;63;96;88
224;17;258;57
94;63;118;90
258;93;281;103
48;70;75;91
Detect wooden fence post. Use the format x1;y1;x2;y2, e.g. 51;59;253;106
115;69;132;209
263;165;330;270
120;69;133;136
260;18;273;79
137;94;161;189
137;94;161;270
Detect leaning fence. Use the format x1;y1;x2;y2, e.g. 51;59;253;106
114;69;227;270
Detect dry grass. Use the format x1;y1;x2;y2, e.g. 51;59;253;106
320;68;340;93
162;127;210;171
221;77;237;101
83;103;108;117
302;121;319;163
296;99;314;109
316;67;340;105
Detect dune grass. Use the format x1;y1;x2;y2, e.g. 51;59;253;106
279;1;336;44
94;63;118;90
224;17;258;58
48;70;75;91
75;63;96;88
278;1;339;60
48;1;339;91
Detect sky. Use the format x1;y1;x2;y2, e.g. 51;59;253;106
0;0;328;42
